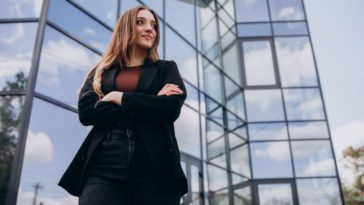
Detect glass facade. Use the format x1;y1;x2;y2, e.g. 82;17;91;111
0;0;344;204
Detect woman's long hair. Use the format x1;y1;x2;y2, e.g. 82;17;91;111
89;6;160;97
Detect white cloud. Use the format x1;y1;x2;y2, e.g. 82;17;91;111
302;158;336;176
0;52;32;85
289;122;328;139
180;57;197;86
32;0;43;16
24;130;54;163
259;185;293;205
0;23;25;44
332;121;364;186
17;188;78;205
245;90;281;112
255;142;290;161
83;27;96;36
278;6;303;20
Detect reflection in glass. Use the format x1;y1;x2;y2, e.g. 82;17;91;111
249;122;288;141
243;40;276;86
245;89;285;122
258;184;293;205
296;178;342;205
227;92;245;120
228;132;245;149
0;96;24;205
206;119;224;143
0;0;42;18
0;23;37;91
291;140;336;177
191;166;201;205
49;0;112;52
230;145;251;178
289;121;329;139
120;0;141;15
237;23;272;37
232;125;248;139
273;22;308;36
268;0;305;21
208;165;228;191
184;82;199;110
72;0;117;27
234;186;251;205
207;137;225;159
141;0;163;17
197;5;218;53
175;105;201;158
221;30;236;51
166;0;195;46
224;76;240;98
251;142;293;178
275;37;318;87
283;88;325;120
223;43;241;84
203;63;223;103
35;26;100;108
227;111;244;130
210;189;229;205
166;27;198;86
235;0;269;22
16;98;89;205
210;153;227;169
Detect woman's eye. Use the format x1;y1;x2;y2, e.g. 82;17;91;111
136;20;143;24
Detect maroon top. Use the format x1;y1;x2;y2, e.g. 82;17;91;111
114;65;142;92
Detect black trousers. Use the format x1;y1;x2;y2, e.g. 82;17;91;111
79;128;181;205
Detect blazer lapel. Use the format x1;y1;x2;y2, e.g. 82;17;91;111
102;58;160;94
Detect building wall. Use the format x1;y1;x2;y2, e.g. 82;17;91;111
0;0;343;204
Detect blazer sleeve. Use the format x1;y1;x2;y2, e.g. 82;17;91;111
78;68;130;126
121;60;187;123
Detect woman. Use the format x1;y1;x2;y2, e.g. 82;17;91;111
58;6;188;205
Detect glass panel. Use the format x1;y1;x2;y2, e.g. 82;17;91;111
251;142;293;178
237;23;272;37
218;7;234;31
248;122;288;141
227;111;245;130
223;43;241;84
224;76;240;98
166;0;195;46
229;132;245;149
209;106;224;126
291;140;336;177
296;178;342;205
72;0;117;27
231;172;247;185
245;89;285;122
0;23;37;91
258;184;294;205
0;0;42;18
120;0;142;14
232;125;248;139
208;165;228;191
208;137;225;159
35;26;100;107
283;88;325;120
185;82;199;110
210;189;229;205
140;0;163;17
227;92;245;120
243;40;276;86
16;98;89;205
230;145;251;178
288;121;329;139
210;153;227;169
203;63;223;103
49;0;112;52
166;27;198;86
273;22;308;36
235;0;270;22
0;96;25;205
175;105;201;158
191;166;201;205
221;30;236;51
275;37;318;87
234;186;252;205
206;119;224;143
269;0;305;21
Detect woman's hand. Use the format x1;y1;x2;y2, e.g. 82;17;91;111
100;91;123;105
157;84;183;96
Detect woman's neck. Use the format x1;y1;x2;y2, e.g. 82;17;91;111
127;47;147;66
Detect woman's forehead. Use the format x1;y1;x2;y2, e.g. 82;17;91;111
137;9;155;21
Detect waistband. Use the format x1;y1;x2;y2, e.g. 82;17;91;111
108;127;136;139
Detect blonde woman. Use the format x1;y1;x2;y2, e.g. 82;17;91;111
58;6;187;205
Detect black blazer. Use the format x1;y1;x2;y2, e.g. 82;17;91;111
58;58;188;196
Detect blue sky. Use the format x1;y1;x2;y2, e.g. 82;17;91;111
304;0;364;185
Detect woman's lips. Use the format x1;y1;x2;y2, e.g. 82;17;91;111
142;35;153;40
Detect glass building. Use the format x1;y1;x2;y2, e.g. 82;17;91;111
0;0;345;204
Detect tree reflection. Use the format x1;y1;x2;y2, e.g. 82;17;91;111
0;71;26;204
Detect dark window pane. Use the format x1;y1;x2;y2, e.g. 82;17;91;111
0;96;24;205
72;0;117;27
175;105;201;158
16;98;89;204
296;178;342;205
0;0;42;18
251;142;293;178
0;23;38;91
35;26;100;107
291;140;336;177
237;23;272;37
49;0;112;52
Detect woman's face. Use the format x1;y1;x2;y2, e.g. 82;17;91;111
134;9;157;52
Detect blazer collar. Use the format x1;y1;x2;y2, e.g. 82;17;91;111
102;58;159;94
